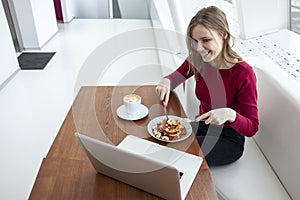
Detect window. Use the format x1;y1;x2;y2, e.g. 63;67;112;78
291;0;300;33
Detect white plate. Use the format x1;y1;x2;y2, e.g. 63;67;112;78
147;115;192;143
117;104;148;120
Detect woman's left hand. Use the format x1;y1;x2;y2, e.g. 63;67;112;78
196;108;236;125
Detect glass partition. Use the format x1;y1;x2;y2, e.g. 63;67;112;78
291;0;300;33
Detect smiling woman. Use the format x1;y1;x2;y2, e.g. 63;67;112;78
155;6;259;166
186;6;242;75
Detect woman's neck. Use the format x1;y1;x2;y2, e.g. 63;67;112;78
208;57;238;70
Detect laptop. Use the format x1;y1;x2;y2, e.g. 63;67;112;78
75;133;203;200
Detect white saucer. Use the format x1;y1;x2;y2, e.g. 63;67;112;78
117;104;149;120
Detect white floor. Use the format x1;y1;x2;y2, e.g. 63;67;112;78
0;19;162;200
2;17;300;200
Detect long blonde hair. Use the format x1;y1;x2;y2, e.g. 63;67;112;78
186;6;242;78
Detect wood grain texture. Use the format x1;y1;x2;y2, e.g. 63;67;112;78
30;86;217;200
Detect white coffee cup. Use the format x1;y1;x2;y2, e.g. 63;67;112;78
123;94;142;115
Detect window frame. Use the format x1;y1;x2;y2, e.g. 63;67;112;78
290;0;300;34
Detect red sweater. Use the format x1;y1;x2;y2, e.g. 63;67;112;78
165;59;259;137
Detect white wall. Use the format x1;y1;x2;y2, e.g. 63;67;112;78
0;2;19;87
61;0;76;22
233;0;288;39
68;0;149;20
31;0;58;47
149;0;186;113
76;0;110;18
149;0;178;75
118;0;149;19
12;0;58;49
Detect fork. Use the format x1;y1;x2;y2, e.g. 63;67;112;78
182;116;207;123
163;103;168;119
182;118;196;123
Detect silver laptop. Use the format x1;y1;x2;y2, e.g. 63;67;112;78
75;133;203;200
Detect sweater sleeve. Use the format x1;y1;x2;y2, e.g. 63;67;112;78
229;67;259;137
164;59;194;90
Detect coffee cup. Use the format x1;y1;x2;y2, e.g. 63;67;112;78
123;94;142;115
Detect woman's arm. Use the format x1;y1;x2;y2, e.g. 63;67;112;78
156;59;194;105
227;67;259;137
164;59;193;90
196;65;259;137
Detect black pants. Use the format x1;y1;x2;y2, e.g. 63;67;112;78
195;121;245;166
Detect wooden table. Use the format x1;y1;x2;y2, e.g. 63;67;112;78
29;86;217;200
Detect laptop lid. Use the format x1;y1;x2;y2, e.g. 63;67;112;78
74;132;182;200
117;135;203;199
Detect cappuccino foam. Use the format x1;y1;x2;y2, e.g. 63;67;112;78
124;94;141;103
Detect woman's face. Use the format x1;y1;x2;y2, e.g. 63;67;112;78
191;24;224;64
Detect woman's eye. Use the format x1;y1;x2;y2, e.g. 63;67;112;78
202;38;210;43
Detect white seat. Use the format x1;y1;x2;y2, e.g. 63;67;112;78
210;138;290;200
182;57;294;200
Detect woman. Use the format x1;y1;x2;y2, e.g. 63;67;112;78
156;6;259;166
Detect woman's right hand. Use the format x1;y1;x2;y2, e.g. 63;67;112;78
155;78;171;106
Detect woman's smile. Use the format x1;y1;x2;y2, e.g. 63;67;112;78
200;50;211;60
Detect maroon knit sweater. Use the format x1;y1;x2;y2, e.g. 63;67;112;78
165;59;259;137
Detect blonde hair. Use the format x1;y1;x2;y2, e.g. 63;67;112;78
186;6;242;78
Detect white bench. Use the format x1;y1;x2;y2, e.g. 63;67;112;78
149;1;300;199
184;57;296;200
210;56;300;200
